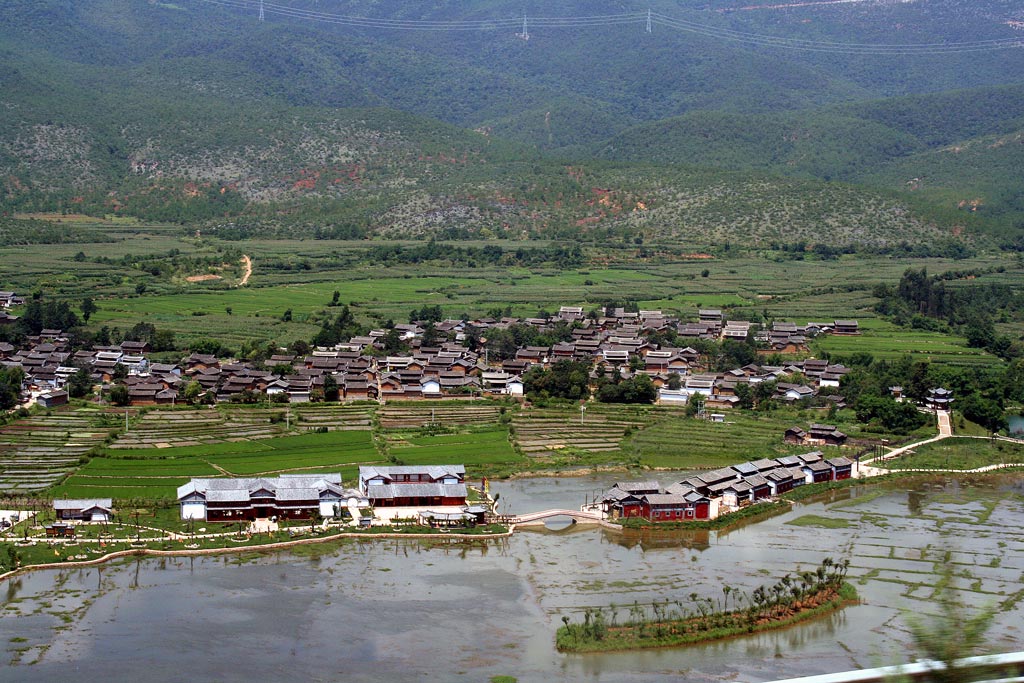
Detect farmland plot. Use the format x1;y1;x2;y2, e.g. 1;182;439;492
0;408;114;492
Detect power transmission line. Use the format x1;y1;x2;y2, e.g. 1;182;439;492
188;0;1024;54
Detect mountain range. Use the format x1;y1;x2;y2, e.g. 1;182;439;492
1;0;1022;245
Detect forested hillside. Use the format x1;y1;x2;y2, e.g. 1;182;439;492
1;0;1022;243
594;86;1024;234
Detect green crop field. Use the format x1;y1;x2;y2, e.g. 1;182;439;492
624;411;812;469
52;430;380;500
80;457;220;477
48;422;531;500
13;232;1010;347
813;320;998;366
391;427;523;468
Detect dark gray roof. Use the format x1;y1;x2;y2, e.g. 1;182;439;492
365;483;467;499
54;498;112;511
613;481;661;493
797;451;824;463
177;474;346;501
643;494;688;506
359;465;465;481
702;467;739;484
742;474;769;487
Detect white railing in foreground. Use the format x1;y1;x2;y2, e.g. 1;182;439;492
762;651;1024;683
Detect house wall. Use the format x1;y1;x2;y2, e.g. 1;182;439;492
645;505;688;522
181;502;206;520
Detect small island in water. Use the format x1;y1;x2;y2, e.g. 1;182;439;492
557;557;857;653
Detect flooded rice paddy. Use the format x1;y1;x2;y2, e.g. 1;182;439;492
1;473;1023;683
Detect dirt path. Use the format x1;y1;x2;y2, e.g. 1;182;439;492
239;254;252;285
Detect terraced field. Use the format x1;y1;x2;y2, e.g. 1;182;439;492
110;408;284;449
813;321;999;367
624;412;819;469
377;403;502;429
0;408;117;493
511;405;658;459
111;404;375;451
289;404;374;431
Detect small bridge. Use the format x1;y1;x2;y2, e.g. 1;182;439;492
504;509;606;527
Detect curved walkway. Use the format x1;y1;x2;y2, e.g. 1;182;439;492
0;526;513;584
859;410;1024;478
858;410;950;477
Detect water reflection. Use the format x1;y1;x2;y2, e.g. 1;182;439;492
606;527;711;552
0;473;1022;683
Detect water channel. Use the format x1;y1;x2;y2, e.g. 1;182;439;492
1;472;1022;682
1009;414;1024;436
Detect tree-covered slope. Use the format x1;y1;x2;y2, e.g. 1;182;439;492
0;0;1020;244
3;0;1022;144
591;85;1024;231
594;110;925;181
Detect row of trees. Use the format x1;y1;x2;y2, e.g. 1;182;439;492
558;558;850;648
522;360;658;404
836;353;1015;433
875;267;1024;360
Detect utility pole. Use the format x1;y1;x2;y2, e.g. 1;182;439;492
646;8;652;34
520;13;529;40
258;0;265;22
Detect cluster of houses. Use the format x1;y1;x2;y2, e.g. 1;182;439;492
0;307;860;407
598;451;853;522
174;465;469;522
0;291;22;326
657;357;853;409
784;423;848;447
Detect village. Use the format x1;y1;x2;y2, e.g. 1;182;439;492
1;297;860;409
0;293;968;566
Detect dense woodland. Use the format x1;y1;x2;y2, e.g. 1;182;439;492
874;267;1024;360
0;1;1023;242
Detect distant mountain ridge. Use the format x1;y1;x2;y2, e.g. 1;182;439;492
1;0;1022;243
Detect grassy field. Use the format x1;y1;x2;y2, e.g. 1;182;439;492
49;419;528;500
813;319;997;366
389;426;524;469
883;437;1024;470
4;224;1017;348
52;430;381;500
624;411;813;469
624;407;937;469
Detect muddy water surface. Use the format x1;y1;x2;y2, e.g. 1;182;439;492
1;473;1022;683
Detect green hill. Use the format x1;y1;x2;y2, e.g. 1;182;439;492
1;0;1022;244
591;85;1024;231
594;110;924;181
